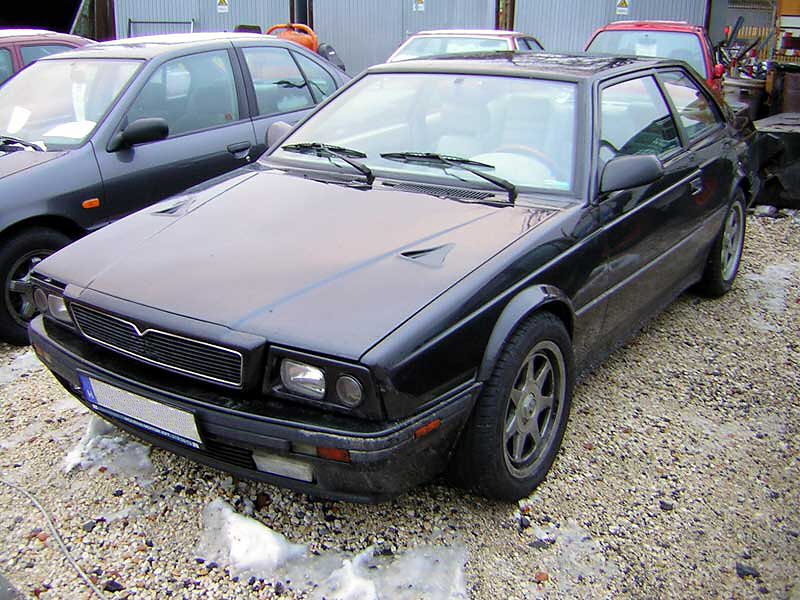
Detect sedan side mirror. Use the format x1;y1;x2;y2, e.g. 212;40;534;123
600;154;663;194
713;63;726;79
266;121;293;149
108;117;169;152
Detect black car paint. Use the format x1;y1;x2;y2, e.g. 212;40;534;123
30;54;752;501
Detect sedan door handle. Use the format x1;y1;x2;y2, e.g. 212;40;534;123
689;177;703;196
227;141;252;158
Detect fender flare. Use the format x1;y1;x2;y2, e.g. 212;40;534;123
477;284;575;381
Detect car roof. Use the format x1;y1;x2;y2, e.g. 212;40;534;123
0;28;89;42
595;20;703;33
38;32;292;61
369;51;678;81
412;29;522;37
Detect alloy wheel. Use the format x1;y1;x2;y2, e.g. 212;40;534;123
721;201;744;281
4;250;52;327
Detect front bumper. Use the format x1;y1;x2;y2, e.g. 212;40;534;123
30;316;479;502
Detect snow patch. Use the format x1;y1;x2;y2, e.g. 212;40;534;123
0;349;44;385
196;499;468;599
745;263;798;331
64;415;153;481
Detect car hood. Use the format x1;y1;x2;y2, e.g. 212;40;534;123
0;149;67;180
39;169;558;359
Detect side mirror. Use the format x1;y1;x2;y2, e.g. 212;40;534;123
266;121;293;148
108;117;169;152
600;154;663;194
713;63;726;79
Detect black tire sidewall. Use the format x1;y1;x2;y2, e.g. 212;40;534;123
699;190;746;297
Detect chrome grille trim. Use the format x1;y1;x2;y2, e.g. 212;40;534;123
70;304;244;387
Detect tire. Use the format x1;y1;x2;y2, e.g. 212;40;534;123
448;311;575;501
697;190;746;297
0;228;71;345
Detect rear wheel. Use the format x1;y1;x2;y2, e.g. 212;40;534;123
0;228;71;345
448;312;574;500
697;190;746;297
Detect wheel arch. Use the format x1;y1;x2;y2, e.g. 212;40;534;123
477;284;574;382
0;215;85;245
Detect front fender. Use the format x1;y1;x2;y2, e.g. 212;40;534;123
478;284;574;381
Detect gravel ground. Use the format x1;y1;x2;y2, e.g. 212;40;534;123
0;210;798;600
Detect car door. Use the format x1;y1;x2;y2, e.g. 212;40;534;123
235;44;341;157
594;72;700;342
94;47;257;222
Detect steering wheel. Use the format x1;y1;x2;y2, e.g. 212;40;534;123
493;144;562;179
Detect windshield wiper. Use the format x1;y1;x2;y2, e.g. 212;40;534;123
282;142;374;185
0;135;44;152
380;152;516;203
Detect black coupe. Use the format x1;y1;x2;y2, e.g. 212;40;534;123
30;53;754;502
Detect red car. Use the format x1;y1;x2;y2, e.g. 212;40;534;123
0;29;92;85
585;21;725;95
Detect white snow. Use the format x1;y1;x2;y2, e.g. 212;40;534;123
745;263;798;331
64;415;153;480
196;499;468;599
0;349;44;385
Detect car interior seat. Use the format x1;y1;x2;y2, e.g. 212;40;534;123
172;84;235;135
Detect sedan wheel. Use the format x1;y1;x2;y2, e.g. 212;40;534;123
697;190;746;297
720;200;744;282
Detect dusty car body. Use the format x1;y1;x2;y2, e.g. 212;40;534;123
30;53;752;502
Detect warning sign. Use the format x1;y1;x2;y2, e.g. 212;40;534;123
217;0;229;14
616;0;629;15
413;0;425;12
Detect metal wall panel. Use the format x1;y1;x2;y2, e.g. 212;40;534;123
312;0;496;75
514;0;709;53
115;0;289;39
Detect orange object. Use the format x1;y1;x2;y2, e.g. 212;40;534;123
82;198;100;209
414;418;442;439
316;446;351;463
266;23;318;52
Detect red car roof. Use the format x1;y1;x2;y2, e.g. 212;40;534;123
594;20;704;34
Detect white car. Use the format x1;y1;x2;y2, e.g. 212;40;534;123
388;29;543;62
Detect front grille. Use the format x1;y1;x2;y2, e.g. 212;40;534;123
71;304;243;387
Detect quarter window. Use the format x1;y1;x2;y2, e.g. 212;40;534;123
125;50;239;137
0;49;12;85
242;47;314;116
659;70;721;140
293;52;336;102
20;44;73;66
600;75;681;164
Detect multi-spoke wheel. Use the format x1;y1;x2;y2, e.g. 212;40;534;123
697;190;746;297
0;228;71;345
448;311;574;501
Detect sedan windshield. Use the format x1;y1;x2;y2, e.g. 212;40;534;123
391;36;510;61
269;73;577;193
0;58;140;149
587;30;707;79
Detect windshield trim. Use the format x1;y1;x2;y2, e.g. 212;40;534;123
0;57;145;151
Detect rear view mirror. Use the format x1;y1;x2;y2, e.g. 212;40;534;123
266;121;293;148
600;154;663;194
108;117;168;152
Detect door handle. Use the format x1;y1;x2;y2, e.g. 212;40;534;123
227;141;252;158
689;177;703;196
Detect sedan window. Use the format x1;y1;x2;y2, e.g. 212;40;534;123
20;44;73;66
242;47;315;116
392;36;510;61
659;70;721;141
600;75;680;165
293;52;336;102
0;49;11;85
125;50;240;137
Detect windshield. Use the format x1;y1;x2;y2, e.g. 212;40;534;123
0;58;140;149
269;73;577;193
391;36;510;61
586;30;707;79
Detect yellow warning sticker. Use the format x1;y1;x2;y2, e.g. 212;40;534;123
616;0;630;15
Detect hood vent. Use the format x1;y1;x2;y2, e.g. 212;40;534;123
400;243;455;267
382;181;495;201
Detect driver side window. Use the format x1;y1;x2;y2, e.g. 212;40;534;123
600;75;681;167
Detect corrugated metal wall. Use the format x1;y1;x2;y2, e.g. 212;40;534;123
115;0;289;39
311;0;496;75
514;0;710;53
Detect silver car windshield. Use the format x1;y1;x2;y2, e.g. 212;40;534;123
270;73;577;193
391;36;510;61
0;58;140;149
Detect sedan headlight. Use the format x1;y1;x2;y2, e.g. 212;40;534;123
280;359;326;400
47;295;72;324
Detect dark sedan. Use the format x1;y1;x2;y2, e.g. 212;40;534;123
0;32;348;344
30;53;753;502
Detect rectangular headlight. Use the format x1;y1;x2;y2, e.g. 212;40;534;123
47;295;72;324
280;359;325;400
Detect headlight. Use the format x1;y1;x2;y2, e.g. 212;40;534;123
280;359;325;399
33;288;49;313
335;375;363;407
46;295;72;324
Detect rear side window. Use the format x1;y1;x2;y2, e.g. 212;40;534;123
600;75;681;164
0;49;12;85
293;52;336;102
20;44;73;66
242;47;314;116
659;70;721;141
126;50;240;137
